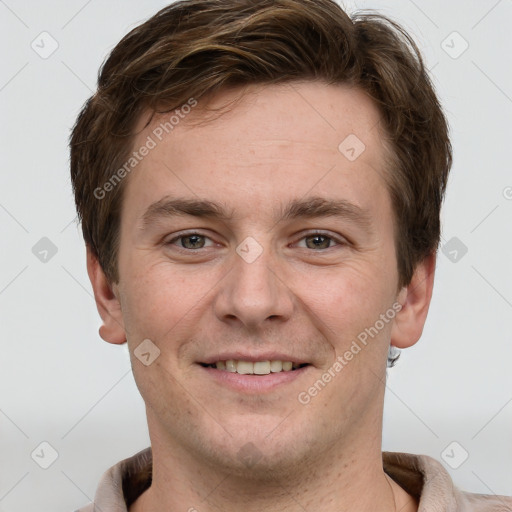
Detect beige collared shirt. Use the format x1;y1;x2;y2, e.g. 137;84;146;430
75;447;512;511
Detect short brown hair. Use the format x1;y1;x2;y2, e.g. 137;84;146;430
70;0;452;289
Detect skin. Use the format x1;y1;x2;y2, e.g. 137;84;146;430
88;81;435;512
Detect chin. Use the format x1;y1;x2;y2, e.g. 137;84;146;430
206;445;308;481
190;420;318;479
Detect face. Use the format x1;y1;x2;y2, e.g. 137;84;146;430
95;81;428;476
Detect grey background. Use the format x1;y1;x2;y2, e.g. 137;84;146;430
0;0;511;510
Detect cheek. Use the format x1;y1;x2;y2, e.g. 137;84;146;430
297;261;395;332
118;262;180;344
304;264;395;408
118;258;223;359
293;261;398;395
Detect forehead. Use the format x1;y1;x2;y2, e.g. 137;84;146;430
124;81;392;224
137;81;386;156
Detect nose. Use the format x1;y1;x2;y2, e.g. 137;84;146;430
213;241;294;329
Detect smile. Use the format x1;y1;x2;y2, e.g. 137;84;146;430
200;360;309;375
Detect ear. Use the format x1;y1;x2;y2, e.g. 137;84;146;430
391;252;436;349
86;246;126;345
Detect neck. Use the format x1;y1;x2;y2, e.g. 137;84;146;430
130;424;417;512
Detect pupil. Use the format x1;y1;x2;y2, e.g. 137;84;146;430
308;235;329;249
184;235;204;249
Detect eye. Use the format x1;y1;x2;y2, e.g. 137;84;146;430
165;231;346;252
296;232;345;250
167;232;214;250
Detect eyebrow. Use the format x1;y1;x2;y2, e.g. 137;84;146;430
140;195;373;232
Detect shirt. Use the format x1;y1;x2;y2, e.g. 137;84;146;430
75;447;512;511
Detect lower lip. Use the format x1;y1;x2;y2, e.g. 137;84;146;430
198;365;310;393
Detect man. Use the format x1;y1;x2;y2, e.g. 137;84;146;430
69;0;511;510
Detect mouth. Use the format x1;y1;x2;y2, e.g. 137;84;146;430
199;360;310;375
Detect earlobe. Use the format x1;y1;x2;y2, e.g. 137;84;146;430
390;252;436;349
86;246;127;345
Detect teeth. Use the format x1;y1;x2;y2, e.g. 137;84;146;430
282;361;293;371
208;359;303;375
270;360;282;372
237;361;254;375
253;361;270;375
225;359;237;372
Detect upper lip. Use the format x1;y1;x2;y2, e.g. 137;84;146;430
199;352;309;365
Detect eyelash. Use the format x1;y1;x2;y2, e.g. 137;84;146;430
165;230;347;251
